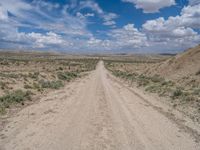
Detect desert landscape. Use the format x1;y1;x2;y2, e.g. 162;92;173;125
0;52;98;114
105;45;200;123
1;0;200;149
0;45;200;150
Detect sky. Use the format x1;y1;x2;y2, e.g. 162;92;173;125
0;0;200;53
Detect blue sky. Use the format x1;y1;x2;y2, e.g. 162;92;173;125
0;0;200;53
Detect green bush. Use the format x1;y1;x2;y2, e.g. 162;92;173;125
0;90;32;108
150;75;164;83
28;72;39;79
193;88;200;96
39;80;64;89
0;81;7;90
24;84;32;89
33;82;41;91
57;72;78;81
145;84;161;93
171;89;183;99
0;72;19;78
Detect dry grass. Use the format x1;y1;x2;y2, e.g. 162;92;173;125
104;51;200;122
0;52;98;114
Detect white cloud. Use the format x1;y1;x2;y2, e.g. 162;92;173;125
81;24;148;52
142;4;200;31
0;0;200;53
85;13;95;17
25;32;65;48
76;12;95;19
102;13;118;26
108;24;148;49
142;4;200;51
87;37;102;45
78;1;118;27
76;12;85;19
103;13;118;21
79;1;104;15
180;4;200;28
122;0;175;13
0;6;8;21
103;20;116;26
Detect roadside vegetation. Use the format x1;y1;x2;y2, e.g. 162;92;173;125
0;53;98;114
105;60;200;122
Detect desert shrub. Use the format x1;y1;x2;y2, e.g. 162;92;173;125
193;88;200;96
0;60;9;65
182;95;195;102
137;75;150;87
58;66;63;70
0;81;7;90
28;72;39;79
57;72;78;81
39;80;64;89
0;106;5;114
0;73;19;78
150;75;165;83
161;80;174;87
33;82;41;91
171;89;183;99
24;84;32;89
0;90;32;108
145;84;161;93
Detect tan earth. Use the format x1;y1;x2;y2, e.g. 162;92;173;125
0;61;200;150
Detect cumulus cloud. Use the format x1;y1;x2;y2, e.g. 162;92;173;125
142;4;200;51
102;13;118;26
122;0;176;13
25;32;65;48
142;3;200;30
142;4;200;31
109;24;148;48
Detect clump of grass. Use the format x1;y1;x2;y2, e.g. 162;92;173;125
0;60;9;65
150;75;164;83
39;80;64;89
57;72;78;81
193;88;200;96
145;84;161;93
137;75;150;87
28;72;39;79
32;82;41;91
0;90;32;110
58;66;63;70
0;72;19;78
0;81;8;90
24;84;32;89
171;88;183;99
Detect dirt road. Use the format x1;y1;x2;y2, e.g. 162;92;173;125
0;61;200;150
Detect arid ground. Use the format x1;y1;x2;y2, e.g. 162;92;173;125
0;48;200;150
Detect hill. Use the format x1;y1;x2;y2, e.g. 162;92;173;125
148;45;200;88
